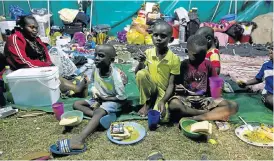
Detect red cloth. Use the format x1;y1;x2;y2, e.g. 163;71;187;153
228;36;236;44
206;48;221;68
240;35;251;43
4;30;52;70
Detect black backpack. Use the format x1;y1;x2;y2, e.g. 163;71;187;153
186;12;200;40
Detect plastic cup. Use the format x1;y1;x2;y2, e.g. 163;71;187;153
148;110;161;131
52;102;64;120
209;77;223;99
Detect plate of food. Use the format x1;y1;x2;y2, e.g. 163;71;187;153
107;122;146;145
235;123;274;147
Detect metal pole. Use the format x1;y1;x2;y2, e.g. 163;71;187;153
2;0;5;16
235;0;237;15
47;0;50;30
89;0;93;29
228;0;232;14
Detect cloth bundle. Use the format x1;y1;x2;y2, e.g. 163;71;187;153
9;5;27;20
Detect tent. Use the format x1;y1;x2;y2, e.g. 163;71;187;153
0;0;273;35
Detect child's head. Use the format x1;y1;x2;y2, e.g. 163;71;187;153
196;27;215;49
187;34;208;65
152;20;173;49
94;44;116;69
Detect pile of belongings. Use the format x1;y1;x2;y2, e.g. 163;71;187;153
58;8;89;35
201;14;258;46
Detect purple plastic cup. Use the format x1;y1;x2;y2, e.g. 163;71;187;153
52;102;64;120
148;110;161;131
209;77;223;99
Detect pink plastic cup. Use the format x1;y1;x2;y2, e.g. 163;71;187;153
209;77;223;99
52;102;64;120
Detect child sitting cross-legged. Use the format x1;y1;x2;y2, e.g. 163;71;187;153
168;35;238;122
237;45;273;111
51;44;127;155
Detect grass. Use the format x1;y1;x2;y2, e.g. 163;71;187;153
0;111;273;160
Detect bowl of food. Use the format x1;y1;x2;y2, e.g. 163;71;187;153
59;110;83;126
179;119;203;139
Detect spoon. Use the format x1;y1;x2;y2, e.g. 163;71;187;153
238;116;254;131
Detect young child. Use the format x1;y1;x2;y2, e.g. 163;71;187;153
168;34;238;121
196;27;221;75
52;45;127;154
238;46;273;110
135;20;181;120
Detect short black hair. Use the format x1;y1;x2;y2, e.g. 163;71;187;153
187;34;208;51
96;44;117;58
16;15;37;28
153;20;173;36
196;26;214;38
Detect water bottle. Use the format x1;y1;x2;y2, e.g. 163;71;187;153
2;66;13;91
2;66;13;103
179;24;186;44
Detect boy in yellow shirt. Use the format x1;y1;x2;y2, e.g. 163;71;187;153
135;20;181;119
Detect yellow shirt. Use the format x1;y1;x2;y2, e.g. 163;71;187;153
144;48;181;92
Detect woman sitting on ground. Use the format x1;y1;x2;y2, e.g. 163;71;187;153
2;15;87;96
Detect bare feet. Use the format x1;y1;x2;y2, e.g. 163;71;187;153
69;136;85;150
138;104;149;117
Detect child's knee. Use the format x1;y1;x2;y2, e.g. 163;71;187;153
228;100;239;114
219;100;238;114
136;69;148;81
93;108;107;117
73;100;83;109
168;98;180;111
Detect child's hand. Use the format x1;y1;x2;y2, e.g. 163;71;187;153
237;80;247;88
95;93;106;102
158;100;166;118
136;53;147;63
175;84;189;95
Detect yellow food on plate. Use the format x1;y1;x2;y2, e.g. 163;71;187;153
59;116;79;126
123;126;140;142
244;127;274;144
110;124;139;142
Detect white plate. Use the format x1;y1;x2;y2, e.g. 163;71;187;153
107;122;146;145
235;124;273;147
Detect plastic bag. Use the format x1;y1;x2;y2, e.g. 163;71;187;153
145;34;153;45
117;30;127;43
126;29;145;45
48;47;77;77
9;5;26;20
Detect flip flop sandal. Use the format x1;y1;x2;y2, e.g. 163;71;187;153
147;151;165;161
50;139;87;155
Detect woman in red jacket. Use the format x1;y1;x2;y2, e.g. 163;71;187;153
3;15;87;96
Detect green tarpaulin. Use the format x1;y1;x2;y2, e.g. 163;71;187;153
10;64;273;125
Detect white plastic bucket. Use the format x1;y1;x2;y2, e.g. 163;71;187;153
6;67;60;107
